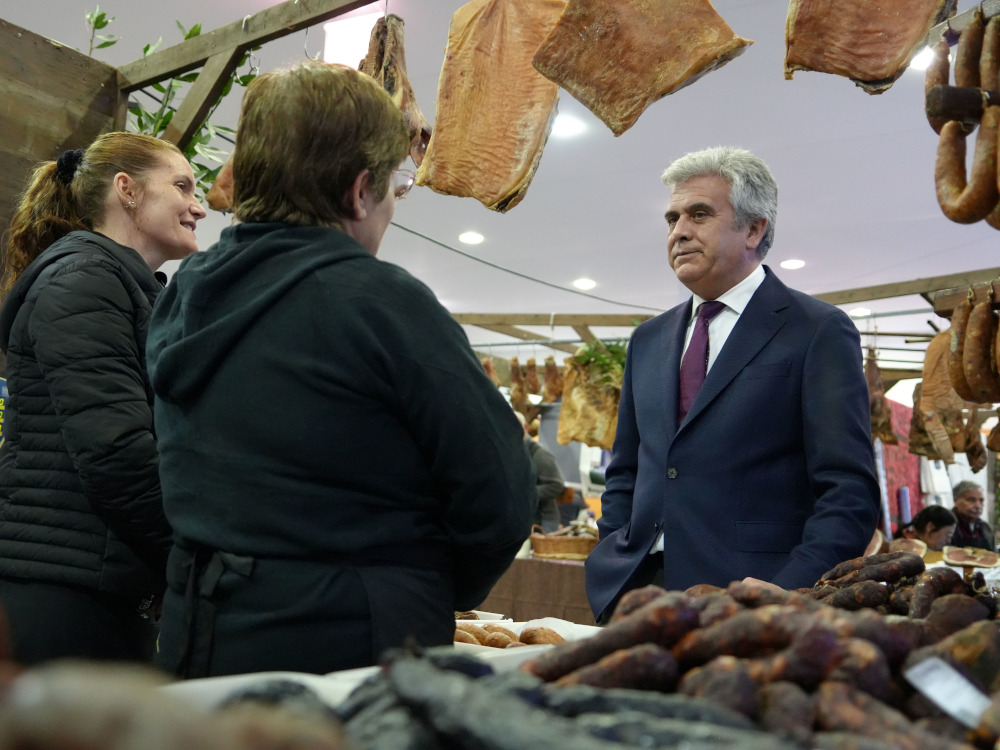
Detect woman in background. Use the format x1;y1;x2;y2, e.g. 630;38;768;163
899;505;957;552
0;132;205;663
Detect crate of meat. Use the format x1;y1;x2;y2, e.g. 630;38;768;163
530;525;597;560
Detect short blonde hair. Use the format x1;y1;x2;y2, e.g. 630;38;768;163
233;61;410;227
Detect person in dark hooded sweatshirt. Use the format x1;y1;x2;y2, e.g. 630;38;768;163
147;61;536;678
0;132;206;663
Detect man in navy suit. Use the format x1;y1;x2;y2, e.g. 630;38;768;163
585;147;879;621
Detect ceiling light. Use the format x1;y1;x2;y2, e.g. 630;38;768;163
551;114;587;138
849;308;873;318
909;47;936;71
459;231;484;245
779;259;806;270
324;11;384;68
573;278;597;290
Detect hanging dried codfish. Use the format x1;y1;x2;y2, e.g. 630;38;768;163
359;15;432;167
865;347;898;445
785;0;957;93
532;0;751;136
415;0;565;213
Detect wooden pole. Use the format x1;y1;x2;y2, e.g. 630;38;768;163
473;324;577;354
161;47;244;150
814;267;1000;307
117;0;372;91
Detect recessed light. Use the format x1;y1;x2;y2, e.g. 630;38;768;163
573;278;597;290
909;47;936;71
779;259;806;270
849;308;873;318
459;231;484;245
551;114;587;138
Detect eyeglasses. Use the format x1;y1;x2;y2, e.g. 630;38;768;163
392;169;416;200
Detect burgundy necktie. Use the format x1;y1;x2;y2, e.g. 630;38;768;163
678;300;727;424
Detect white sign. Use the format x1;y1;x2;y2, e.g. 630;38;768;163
904;657;992;728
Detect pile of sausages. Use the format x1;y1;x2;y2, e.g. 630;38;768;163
929;9;1000;227
515;552;1000;748
948;295;1000;449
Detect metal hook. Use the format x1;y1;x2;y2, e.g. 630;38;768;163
968;286;976;302
242;15;251;32
304;26;322;61
990;281;996;302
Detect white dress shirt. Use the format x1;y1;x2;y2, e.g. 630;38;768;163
652;263;767;553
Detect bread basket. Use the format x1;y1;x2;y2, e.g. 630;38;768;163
530;525;598;560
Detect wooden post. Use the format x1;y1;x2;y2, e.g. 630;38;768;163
474;324;578;355
117;0;372;91
162;47;245;150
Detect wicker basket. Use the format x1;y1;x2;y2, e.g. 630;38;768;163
530;525;598;561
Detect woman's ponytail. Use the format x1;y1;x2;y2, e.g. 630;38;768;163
1;155;86;297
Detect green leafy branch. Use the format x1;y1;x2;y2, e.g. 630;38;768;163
88;11;258;202
85;6;117;55
572;339;628;392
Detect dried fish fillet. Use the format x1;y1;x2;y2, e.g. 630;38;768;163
415;0;565;213
532;0;752;137
784;0;957;94
359;14;432;167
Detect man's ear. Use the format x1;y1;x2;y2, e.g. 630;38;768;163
746;218;767;252
343;169;372;222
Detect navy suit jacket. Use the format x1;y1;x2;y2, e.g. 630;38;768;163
585;266;880;619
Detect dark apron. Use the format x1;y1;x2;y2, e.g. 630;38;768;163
165;539;455;678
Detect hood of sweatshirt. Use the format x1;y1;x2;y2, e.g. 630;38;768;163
147;222;371;406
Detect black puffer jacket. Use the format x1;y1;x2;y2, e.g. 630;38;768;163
0;231;171;598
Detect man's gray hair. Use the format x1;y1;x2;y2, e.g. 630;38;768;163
953;480;982;500
661;146;778;258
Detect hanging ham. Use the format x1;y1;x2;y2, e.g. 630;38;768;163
359;15;432;167
415;0;565;212
532;0;751;136
784;0;957;93
865;347;898;445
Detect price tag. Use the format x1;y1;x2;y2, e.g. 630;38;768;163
904;657;992;728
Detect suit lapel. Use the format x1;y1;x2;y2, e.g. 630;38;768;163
660;300;691;441
675;268;790;438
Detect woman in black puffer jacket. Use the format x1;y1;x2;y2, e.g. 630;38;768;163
0;132;206;663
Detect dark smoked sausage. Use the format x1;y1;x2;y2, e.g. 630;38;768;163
949;299;977;400
935;107;1000;224
925;41;950;135
963;302;1000;402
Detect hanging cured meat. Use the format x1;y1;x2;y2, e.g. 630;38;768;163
532;0;751;136
509;356;528;415
865;347;897;445
784;0;957;93
415;0;565;212
481;357;500;387
526;358;541;395
206;157;234;213
542;356;564;403
359;15;432;167
913;331;970;464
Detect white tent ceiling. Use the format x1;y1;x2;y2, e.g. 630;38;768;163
7;0;991;368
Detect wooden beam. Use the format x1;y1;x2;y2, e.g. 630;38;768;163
880;368;923;381
161;47;244;150
814;267;1000;307
926;277;1000;316
475;324;578;354
453;313;653;327
926;0;1000;48
572;325;598;344
117;0;372;90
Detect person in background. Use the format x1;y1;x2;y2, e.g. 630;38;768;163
950;481;994;551
0;132;205;663
516;412;564;533
899;506;957;552
147;62;535;678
